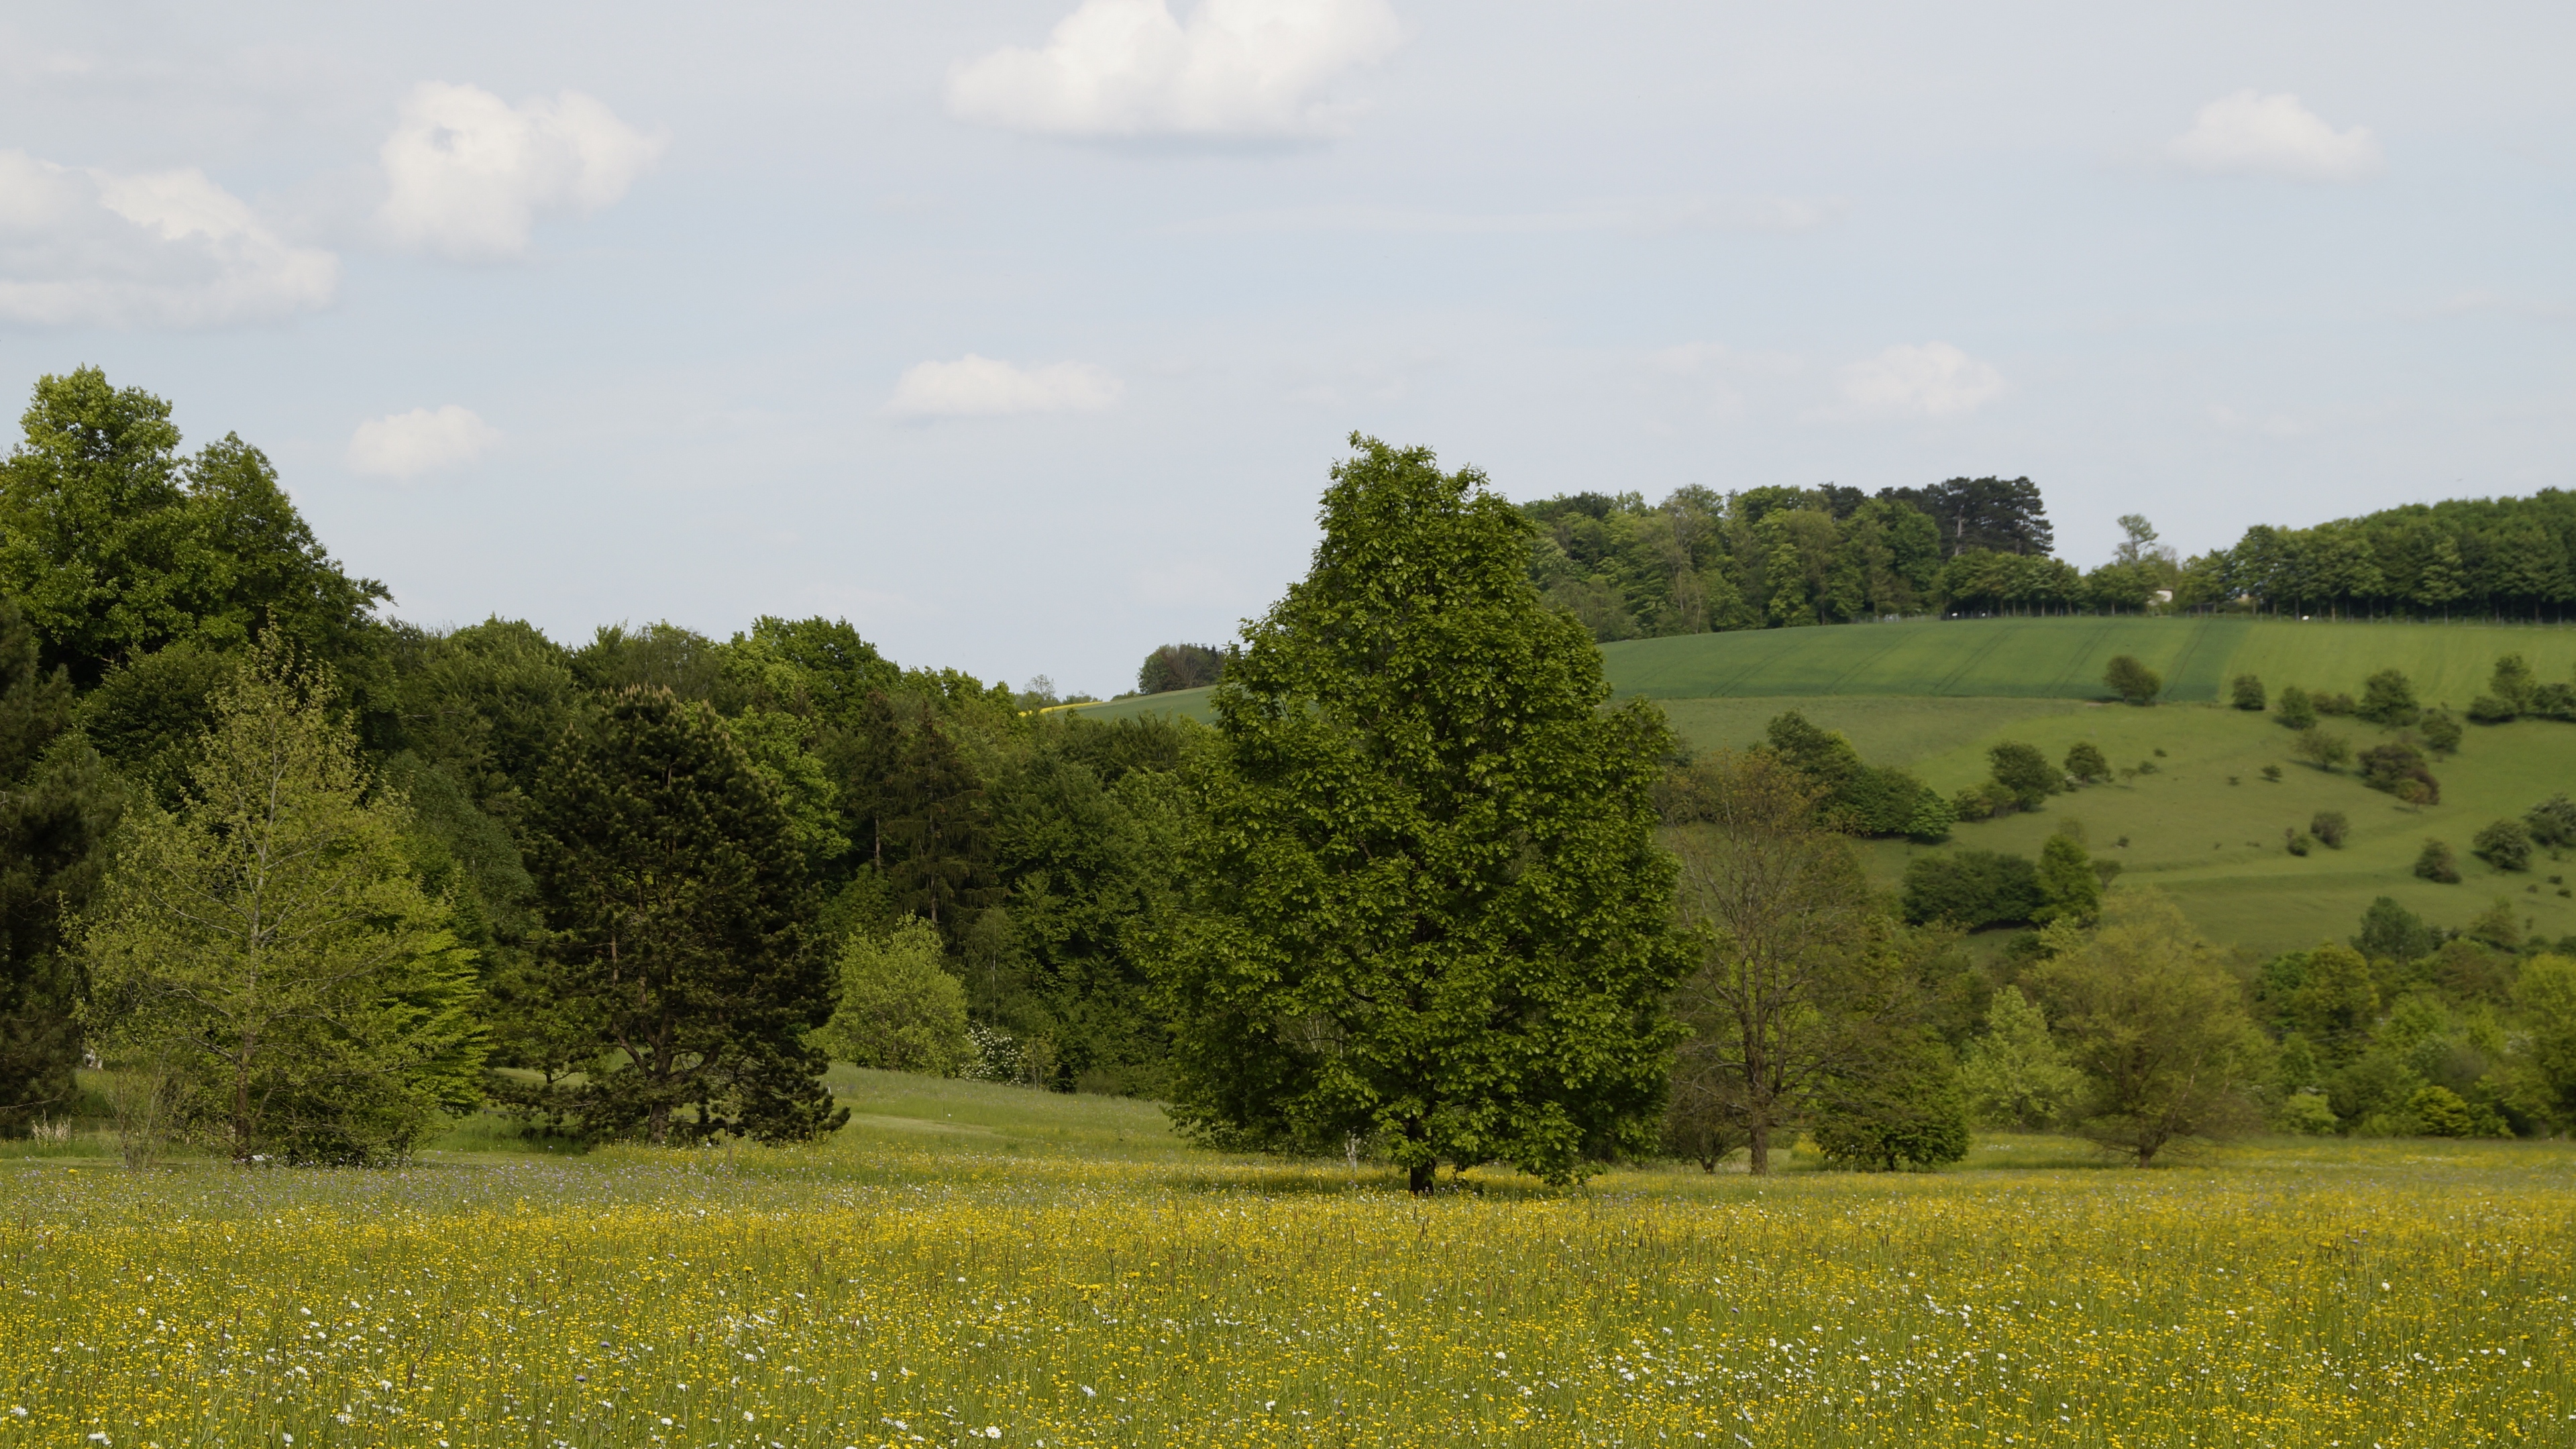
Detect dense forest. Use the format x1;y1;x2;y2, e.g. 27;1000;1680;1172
1517;476;2576;642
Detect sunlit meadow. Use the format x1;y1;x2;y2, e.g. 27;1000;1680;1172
3;1072;2571;1448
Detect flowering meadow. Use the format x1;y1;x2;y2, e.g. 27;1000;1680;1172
3;1113;2571;1449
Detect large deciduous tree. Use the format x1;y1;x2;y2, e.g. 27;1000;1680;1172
521;686;845;1145
1154;436;1686;1191
78;643;484;1163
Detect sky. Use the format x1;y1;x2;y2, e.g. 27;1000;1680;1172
1;2;2571;697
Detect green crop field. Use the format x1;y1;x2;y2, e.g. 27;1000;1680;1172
7;1079;2575;1449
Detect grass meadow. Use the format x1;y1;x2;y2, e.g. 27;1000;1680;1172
5;1072;2575;1449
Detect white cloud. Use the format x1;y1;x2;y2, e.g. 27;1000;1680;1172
347;405;502;477
0;150;337;327
2167;91;2383;182
1819;343;2008;421
887;355;1123;418
378;82;666;260
947;0;1403;139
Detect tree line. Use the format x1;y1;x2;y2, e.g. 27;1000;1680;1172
9;370;2576;1182
1521;476;2576;640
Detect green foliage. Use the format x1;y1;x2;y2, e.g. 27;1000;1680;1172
2310;810;2349;849
1901;850;2043;929
2229;674;2266;710
2512;953;2576;1130
2355;896;2435;963
519;686;843;1146
1957;985;2082;1130
812;919;972;1075
2275;686;2318;731
2415;839;2461;884
2357;741;2436;802
2406;1084;2502;1138
2103;654;2162;704
0;368;387;689
2277;1089;2340;1135
2033;892;2267;1166
1902;789;1959;843
77;643;483;1162
2489;654;2538;713
1138;643;1225;695
2525;794;2576;849
1759;709;1939;838
2418;708;2462;755
2472;819;2533;872
1810;1029;1970;1171
2292;726;2352;771
1155;437;1686;1189
2357;668;2420;727
2033;830;2100;924
2063;741;2110;783
1986;740;2059;811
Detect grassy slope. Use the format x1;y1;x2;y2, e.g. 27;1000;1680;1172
1868;707;2576;953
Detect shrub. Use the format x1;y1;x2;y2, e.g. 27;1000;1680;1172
2357;741;2437;803
2229;674;2266;710
2527;794;2576;848
2406;1084;2506;1139
2418;709;2462;755
2354;896;2434;963
2292;727;2351;772
1986;741;2060;811
2260;763;2283;782
2467;694;2519;724
2533;681;2576;721
813;919;975;1075
1902;789;1958;842
2473;819;2534;873
2033;831;2100;924
2414;839;2461;884
2284;830;2311;857
2489;653;2538;712
2274;686;2317;730
1951;785;1999;822
2314;691;2357;716
1901;850;2044;928
2310;810;2349;849
2357;669;2419;727
2103;654;2162;705
2063;741;2110;784
2277;1089;2340;1136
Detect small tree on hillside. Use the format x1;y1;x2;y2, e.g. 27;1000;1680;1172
2063;741;2110;784
1666;751;1900;1175
2229;674;2266;711
79;643;484;1162
1986;741;2061;811
1152;437;1687;1191
1138;643;1226;696
2032;891;2265;1167
2357;669;2419;727
2274;686;2318;731
2104;655;2161;705
1958;985;2082;1129
2292;727;2352;773
522;686;845;1145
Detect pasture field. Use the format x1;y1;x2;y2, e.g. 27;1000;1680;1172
5;1075;2575;1449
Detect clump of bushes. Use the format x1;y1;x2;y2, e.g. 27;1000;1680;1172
2358;741;2438;804
2473;819;2533;873
2311;810;2349;849
2292;725;2351;771
2418;709;2462;756
2357;669;2419;727
2063;741;2110;784
2527;794;2576;848
2103;654;2161;705
2230;674;2266;710
2414;839;2461;884
2469;652;2576;723
2275;686;2318;730
1901;850;2043;928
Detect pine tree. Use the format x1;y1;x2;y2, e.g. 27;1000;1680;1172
78;642;483;1162
522;686;844;1145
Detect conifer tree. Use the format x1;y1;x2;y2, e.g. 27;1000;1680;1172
522;686;844;1144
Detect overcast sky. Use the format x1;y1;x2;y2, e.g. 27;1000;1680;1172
2;3;2570;695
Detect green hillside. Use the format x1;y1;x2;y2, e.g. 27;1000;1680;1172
1599;616;2576;705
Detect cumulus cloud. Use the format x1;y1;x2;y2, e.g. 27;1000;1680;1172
0;150;337;327
2167;91;2383;182
1819;343;2008;421
947;0;1403;139
347;405;502;477
887;356;1123;419
378;82;666;260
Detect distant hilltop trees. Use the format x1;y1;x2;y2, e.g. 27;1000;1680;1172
1521;478;2576;641
1137;641;1226;695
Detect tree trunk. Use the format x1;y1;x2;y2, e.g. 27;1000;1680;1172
2135;1142;2155;1169
1409;1161;1434;1195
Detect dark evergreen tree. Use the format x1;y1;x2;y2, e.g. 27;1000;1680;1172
521;686;843;1144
